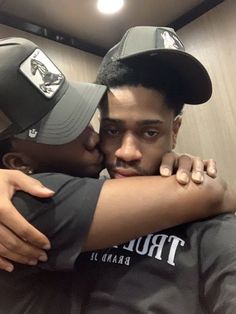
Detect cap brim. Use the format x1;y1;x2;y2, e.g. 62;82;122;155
16;82;107;145
119;49;212;104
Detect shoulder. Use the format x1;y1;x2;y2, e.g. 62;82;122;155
32;173;106;196
190;213;236;237
193;213;236;231
13;173;106;213
190;214;236;257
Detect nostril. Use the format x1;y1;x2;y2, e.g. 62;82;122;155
115;147;142;162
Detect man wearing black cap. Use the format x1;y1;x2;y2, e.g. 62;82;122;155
0;35;233;313
70;27;236;313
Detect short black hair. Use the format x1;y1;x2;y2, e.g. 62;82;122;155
96;57;185;116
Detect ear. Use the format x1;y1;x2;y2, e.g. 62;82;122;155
2;152;34;174
172;116;182;149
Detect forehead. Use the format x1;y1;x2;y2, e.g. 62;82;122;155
100;85;174;122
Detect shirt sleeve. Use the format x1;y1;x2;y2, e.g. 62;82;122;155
199;214;236;314
13;173;106;271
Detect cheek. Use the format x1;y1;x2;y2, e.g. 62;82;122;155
100;138;118;160
143;146;163;168
142;138;172;169
161;132;174;150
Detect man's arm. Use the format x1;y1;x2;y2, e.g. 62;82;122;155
0;152;217;247
9;172;234;272
199;214;236;313
0;154;226;271
84;174;234;251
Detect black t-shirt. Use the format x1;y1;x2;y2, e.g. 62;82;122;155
0;173;105;314
76;214;236;314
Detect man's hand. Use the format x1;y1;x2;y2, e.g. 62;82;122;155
0;169;54;272
160;152;217;184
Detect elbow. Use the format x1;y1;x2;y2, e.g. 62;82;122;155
203;176;235;215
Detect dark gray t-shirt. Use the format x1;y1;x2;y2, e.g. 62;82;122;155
0;173;105;314
76;214;236;314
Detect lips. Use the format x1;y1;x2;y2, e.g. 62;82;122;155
113;168;140;178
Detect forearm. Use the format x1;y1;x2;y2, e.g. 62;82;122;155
84;174;230;250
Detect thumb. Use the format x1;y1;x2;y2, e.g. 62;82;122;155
8;170;54;198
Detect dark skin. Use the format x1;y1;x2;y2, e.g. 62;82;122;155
3;126;103;178
100;86;181;178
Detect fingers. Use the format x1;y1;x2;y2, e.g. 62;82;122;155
0;256;14;272
0;243;40;269
0;223;48;261
0;169;52;271
161;152;218;185
160;152;178;177
9;170;55;198
176;154;193;184
0;169;52;249
160;152;194;184
204;159;217;178
191;157;204;184
0;221;49;272
0;202;51;249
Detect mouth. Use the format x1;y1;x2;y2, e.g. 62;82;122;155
112;168;140;179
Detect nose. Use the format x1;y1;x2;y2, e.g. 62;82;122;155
85;126;100;151
115;133;142;162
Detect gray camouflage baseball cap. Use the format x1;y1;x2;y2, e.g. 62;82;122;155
0;37;107;144
98;26;212;104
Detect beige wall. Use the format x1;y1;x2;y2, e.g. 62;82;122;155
0;24;102;82
176;0;236;189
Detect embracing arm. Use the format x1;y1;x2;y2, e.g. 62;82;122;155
13;173;233;271
84;174;234;250
0;154;230;271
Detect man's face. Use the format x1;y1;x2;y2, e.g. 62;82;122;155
11;125;104;178
99;85;181;178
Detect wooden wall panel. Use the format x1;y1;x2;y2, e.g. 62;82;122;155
0;24;102;81
176;0;236;189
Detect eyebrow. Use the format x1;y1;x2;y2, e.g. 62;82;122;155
101;118;164;125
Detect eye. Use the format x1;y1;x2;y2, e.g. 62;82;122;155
107;129;119;136
143;129;159;138
101;126;120;137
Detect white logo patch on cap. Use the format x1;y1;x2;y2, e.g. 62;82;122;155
20;49;64;98
28;128;38;138
161;31;184;50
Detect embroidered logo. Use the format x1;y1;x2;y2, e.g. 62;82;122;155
161;31;184;50
28;128;38;138
20;49;64;98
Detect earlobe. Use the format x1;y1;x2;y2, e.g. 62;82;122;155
2;152;34;174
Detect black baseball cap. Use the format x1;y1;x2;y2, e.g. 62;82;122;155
99;26;212;104
0;37;107;144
